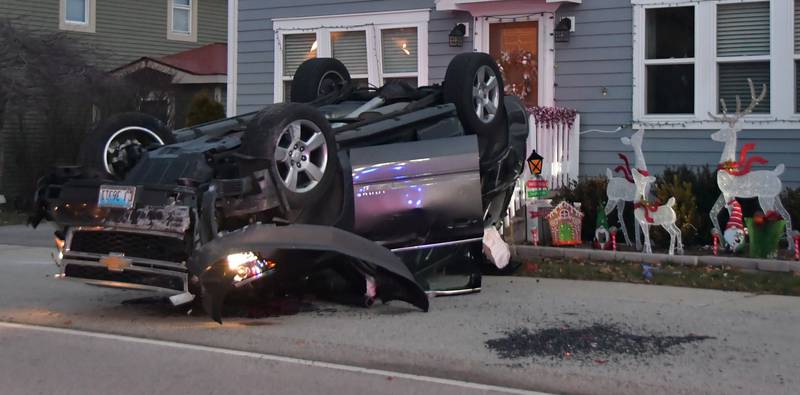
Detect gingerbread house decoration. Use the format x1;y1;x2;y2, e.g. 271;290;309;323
546;201;584;246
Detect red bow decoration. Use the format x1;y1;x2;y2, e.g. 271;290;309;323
634;199;661;223
718;143;768;176
614;153;648;183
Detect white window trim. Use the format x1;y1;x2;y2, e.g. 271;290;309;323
632;0;799;130
272;10;430;103
167;0;198;42
59;0;95;33
227;0;238;116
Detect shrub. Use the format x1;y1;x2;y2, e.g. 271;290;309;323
659;165;719;245
185;91;225;127
652;173;700;246
780;186;800;228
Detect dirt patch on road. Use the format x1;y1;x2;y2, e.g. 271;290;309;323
486;323;713;362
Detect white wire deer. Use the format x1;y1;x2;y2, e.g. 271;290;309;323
632;169;683;255
604;129;647;250
708;80;794;250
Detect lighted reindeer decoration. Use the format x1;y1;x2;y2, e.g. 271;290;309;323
708;80;794;250
631;169;683;255
605;129;648;249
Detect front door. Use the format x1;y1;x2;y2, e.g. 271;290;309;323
489;21;539;107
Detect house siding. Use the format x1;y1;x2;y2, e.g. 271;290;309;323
234;0;799;187
0;0;227;201
0;0;228;70
236;0;471;113
554;0;799;187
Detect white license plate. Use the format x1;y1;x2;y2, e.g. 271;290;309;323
98;185;136;209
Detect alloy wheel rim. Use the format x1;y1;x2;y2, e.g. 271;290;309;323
274;119;328;193
103;127;165;176
472;65;500;123
317;70;346;97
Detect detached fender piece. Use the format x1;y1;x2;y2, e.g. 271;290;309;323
188;224;430;323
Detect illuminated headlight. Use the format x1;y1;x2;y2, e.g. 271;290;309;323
225;252;276;285
53;236;65;265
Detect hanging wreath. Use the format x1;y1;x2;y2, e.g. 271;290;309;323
496;50;538;101
529;106;578;129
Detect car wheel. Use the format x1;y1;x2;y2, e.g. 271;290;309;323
79;112;175;178
444;53;508;139
290;58;352;103
240;103;341;208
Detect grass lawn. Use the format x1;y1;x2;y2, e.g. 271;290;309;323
516;257;800;297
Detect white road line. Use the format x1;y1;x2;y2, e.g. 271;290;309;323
0;321;551;395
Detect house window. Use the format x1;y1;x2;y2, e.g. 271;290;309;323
331;30;369;86
282;33;318;101
795;0;800;113
717;2;770;113
273;10;429;102
644;6;694;114
59;0;95;33
168;0;198;42
633;0;797;128
381;27;419;87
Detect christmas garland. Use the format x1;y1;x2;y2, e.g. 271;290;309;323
497;50;537;102
529;106;578;129
494;50;578;129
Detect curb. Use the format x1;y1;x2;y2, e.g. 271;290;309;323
511;245;798;273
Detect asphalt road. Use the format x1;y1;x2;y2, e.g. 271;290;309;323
0;228;799;395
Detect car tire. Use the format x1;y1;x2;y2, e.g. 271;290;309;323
240;103;341;209
79;112;175;178
444;53;507;139
290;58;352;103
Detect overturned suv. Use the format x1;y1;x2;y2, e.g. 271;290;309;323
31;53;528;322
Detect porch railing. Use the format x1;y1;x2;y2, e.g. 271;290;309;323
529;113;580;190
503;112;580;232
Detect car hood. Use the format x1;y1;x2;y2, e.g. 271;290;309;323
188;224;430;323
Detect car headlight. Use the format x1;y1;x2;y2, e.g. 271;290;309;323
225;252;276;285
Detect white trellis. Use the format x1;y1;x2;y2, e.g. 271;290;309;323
528;113;581;190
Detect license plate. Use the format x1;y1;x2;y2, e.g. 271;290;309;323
98;185;136;209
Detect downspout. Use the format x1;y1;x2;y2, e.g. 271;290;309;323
226;0;239;117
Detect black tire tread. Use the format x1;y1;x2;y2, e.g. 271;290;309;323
79;112;174;178
290;58;351;103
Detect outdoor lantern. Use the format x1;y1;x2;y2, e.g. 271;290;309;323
527;150;544;175
554;18;572;43
449;23;466;47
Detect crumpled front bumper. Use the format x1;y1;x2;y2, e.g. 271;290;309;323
189;224;430;323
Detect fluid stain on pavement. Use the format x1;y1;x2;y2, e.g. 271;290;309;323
486;324;714;361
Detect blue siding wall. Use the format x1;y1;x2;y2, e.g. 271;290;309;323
555;0;799;187
236;0;472;113
236;0;799;187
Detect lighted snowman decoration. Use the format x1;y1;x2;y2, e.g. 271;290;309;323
723;200;746;253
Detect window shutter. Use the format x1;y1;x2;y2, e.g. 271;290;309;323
382;28;418;74
795;0;800;53
283;34;317;77
718;62;770;113
331;31;368;75
717;2;770;57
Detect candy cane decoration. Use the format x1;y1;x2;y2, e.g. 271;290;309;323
793;231;800;261
713;234;719;256
612;232;617;252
